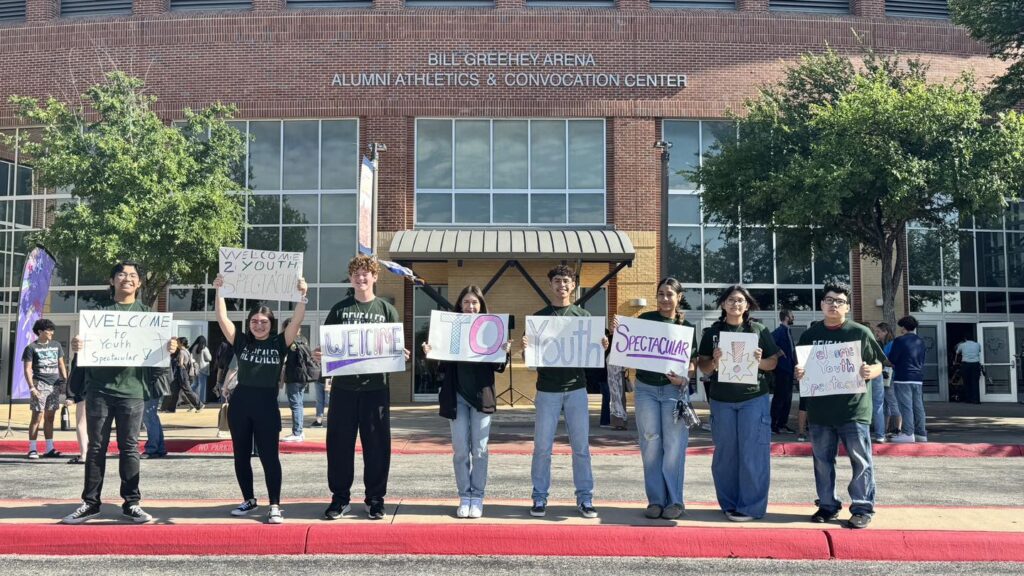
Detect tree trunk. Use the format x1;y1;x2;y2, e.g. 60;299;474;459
877;231;904;328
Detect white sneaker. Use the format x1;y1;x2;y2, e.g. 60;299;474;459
469;498;483;519
456;497;470;518
216;431;230;439
281;433;304;443
268;505;283;524
891;433;916;443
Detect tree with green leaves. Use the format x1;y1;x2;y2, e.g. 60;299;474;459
6;71;246;306
692;50;1024;325
950;0;1024;111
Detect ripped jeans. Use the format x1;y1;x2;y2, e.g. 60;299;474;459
634;381;690;508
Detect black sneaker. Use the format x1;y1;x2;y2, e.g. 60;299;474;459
310;420;323;428
231;498;258;517
61;503;100;525
324;500;351;520
847;514;872;529
42;449;62;458
122;504;153;524
810;508;840;523
529;501;546;517
577;502;598;519
366;500;385;520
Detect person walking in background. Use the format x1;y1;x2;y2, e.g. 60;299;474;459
23;319;68;460
955;335;983;404
141;366;172;460
771;310;797;435
311;376;329;428
281;319;320;443
889;316;928;443
189;336;212;408
163;338;201;413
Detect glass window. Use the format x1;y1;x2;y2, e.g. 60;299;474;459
282;226;319;283
667;227;701;284
248;194;280;225
703;227;738;284
777;289;813;311
1007;232;1023;288
322;193;356;224
747;288;774;312
249;121;281;191
76;290;108;311
1006;202;1024;231
493;120;529;189
568;120;604;189
530;120;566;189
454;193;490;224
1009;292;1024;314
282;194;318;225
568;194;604;224
227;121;248;187
247;227;279;251
417;120;453;189
701;121;733;159
775;231;811;284
943;291;977;313
492;193;529;224
950;232;976;287
910;290;943;313
908;229;942;286
975;231;1006;287
454;120;490;189
814;242;851;284
668;194;700;225
665;120;699;189
319;227;357;283
48;291;77;313
168;288;206;312
417;193;452;224
531;194;566;224
319;287;353;309
741;228;773;284
979;291;1007;313
321;120;358;190
282;121;319;190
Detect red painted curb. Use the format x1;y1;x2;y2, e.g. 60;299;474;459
828;529;1024;562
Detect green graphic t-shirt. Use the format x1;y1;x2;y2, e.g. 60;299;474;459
697;320;779;403
85;301;150;399
532;304;592;394
633;311;697;387
797;320;885;426
323;296;401;392
234;332;290;389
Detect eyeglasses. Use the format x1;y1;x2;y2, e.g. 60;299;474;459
725;298;747;305
249;319;270;326
114;272;140;280
823;297;850;306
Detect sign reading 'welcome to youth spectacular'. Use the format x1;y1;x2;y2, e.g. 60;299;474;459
426;311;509;364
77;310;173;367
607;315;694;374
219;248;304;303
525;316;606;369
796;342;866;397
320;323;406;377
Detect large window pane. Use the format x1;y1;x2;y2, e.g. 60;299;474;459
493;121;528;189
976;231;1006;287
322;193;356;224
979;291;1007;313
249;121;281;191
950;232;976;287
908;229;942;286
168;288;206;312
48;291;77;313
701;121;734;159
320;227;357;283
704;227;739;284
568;193;604;224
530;121;566;189
227;121;248;187
943;291;977;313
247;227;279;251
283;226;319;283
742;228;773;284
492;194;528;224
665;120;699;190
454;121;490;189
814;242;850;284
568;120;604;189
531;193;566;224
417;193;452;224
667;227;701;283
321;120;358;190
248;194;280;225
282;121;318;190
417;120;452;189
282;194;318;225
1007;232;1024;288
1007;202;1024;231
777;289;813;311
775;231;811;284
668;194;700;225
910;290;943;313
454;193;490;223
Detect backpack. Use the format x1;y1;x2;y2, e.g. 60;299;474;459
286;337;321;383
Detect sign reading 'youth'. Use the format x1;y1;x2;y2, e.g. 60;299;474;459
320;323;405;377
607;315;694;374
426;311;509;363
78;310;173;367
525;316;606;369
796;342;866;397
219;248;304;303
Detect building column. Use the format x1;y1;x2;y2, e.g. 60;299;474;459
374;0;403;10
495;0;524;8
736;0;769;11
616;0;650;10
26;0;58;22
253;0;286;10
134;0;169;16
851;0;884;17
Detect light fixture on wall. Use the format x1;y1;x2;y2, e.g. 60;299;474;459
875;298;884;307
630;298;647;307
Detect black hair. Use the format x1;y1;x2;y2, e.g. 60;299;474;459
821;281;852;300
32;319;56;335
189;335;208;355
715;284;759;331
454;285;489;314
246;305;278;341
655;277;686;325
547;265;576;281
108;260;143;298
897;315;919;332
779;309;793;322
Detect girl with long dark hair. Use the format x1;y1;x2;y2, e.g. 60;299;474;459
189;335;212;408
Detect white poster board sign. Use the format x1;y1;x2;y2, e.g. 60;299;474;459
796;342;866;397
718;332;760;385
426;311;509;363
525;316;606;369
219;248;304;303
78;310;173;367
320;323;406;377
607;315;694;374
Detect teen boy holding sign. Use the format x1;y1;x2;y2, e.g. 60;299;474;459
795;282;884;530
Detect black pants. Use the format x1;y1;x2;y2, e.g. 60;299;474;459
326;387;391;505
161;377;201;412
770;371;795;430
228;386;282;505
82;392;145;510
961;362;982;404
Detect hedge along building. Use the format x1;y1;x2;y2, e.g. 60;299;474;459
0;0;1021;404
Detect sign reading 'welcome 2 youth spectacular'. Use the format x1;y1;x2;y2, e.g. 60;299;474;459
219;248;304;303
426;311;509;364
320;323;406;377
525;316;606;369
607;315;694;374
77;310;173;367
796;342;866;397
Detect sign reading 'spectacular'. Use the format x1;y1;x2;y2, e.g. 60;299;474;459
427;311;509;363
607;315;694;374
78;311;173;367
219;248;303;303
525;316;606;369
320;323;406;377
796;342;866;397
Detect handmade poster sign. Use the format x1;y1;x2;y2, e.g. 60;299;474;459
717;332;760;385
77;310;173;367
320;323;405;377
796;342;866;397
219;248;304;303
426;311;509;363
525;316;606;369
608;315;694;374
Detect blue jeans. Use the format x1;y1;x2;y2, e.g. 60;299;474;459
883;383;900;417
634;382;690;508
709;395;771;518
285;382;307;436
894;382;927;437
809;421;875;517
142;397;165;456
870;375;885;439
531;387;594;505
191;373;208;405
450;394;492;499
314;381;329;419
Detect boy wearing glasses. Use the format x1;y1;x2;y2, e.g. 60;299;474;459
795;282;884;529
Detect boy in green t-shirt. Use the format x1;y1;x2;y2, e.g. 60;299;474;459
795;282;884;530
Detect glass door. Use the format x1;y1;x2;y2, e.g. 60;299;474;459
979;322;1018;403
917;324;944;401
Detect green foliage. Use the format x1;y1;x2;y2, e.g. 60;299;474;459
5;72;246;306
950;0;1024;110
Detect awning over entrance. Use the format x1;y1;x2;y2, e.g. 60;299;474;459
388;229;635;263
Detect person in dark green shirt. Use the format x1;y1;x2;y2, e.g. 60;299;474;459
422;285;510;520
214;270;307;525
696;285;779;522
795;282;883;530
521;265;607;520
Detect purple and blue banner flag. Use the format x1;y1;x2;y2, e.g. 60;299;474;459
12;246;57;399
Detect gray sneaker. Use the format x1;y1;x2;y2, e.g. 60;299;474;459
61;503;100;525
577;502;598;519
644;504;663;519
661;504;685;519
122;504;153;524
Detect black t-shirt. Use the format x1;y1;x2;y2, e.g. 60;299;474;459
23;341;64;389
323;296;402;392
234;332;290;389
